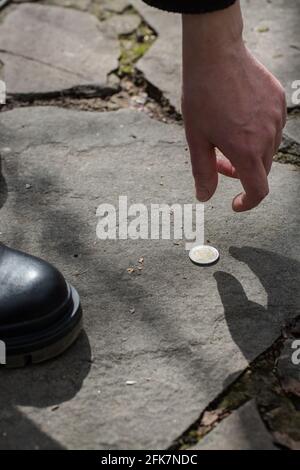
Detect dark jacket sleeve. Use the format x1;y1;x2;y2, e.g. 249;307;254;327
142;0;236;14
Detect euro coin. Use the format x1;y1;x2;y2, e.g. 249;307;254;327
189;245;220;266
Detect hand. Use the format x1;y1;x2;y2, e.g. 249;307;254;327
182;1;287;212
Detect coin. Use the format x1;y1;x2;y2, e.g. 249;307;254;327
189;245;220;266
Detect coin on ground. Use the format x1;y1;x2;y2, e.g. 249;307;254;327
189;245;220;266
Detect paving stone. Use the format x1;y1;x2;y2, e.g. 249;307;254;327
105;12;141;36
192;401;277;450
284;116;300;146
0;4;120;95
52;0;132;15
243;0;300;108
131;0;181;110
0;107;299;449
101;0;131;13
132;0;300;110
44;0;92;10
15;0;131;12
280;117;300;165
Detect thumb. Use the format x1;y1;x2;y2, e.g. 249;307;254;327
189;138;218;202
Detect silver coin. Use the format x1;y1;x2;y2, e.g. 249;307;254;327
189;245;220;266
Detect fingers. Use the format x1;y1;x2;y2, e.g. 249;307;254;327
189;139;218;202
216;153;239;179
232;158;269;212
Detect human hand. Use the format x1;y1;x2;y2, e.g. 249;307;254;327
182;1;286;211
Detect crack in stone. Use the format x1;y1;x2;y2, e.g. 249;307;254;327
0;2;182;125
287;104;300;115
0;48;95;81
0;0;10;11
168;335;285;450
168;315;300;451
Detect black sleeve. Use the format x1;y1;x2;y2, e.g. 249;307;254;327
142;0;237;14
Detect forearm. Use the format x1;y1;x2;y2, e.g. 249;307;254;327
142;0;237;14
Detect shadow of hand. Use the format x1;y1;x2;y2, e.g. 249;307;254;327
214;246;300;363
214;271;279;362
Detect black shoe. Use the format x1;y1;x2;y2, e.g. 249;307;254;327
0;244;83;367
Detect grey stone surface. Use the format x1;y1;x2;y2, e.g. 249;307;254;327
280;117;300;165
105;12;141;36
43;0;131;14
101;0;131;13
132;0;300;110
131;0;182;110
0;4;120;95
291;317;300;337
193;401;277;450
0;107;299;449
284;116;300;146
242;0;300;109
44;0;92;10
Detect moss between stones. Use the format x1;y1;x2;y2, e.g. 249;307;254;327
118;22;156;77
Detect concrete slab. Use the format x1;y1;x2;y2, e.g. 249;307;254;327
193;401;277;450
0;4;120;95
132;0;300;110
0;107;299;449
242;0;300;109
44;0;92;10
284;116;300;146
105;11;141;36
131;0;181;110
43;0;131;14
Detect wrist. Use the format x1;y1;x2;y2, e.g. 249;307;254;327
182;1;244;62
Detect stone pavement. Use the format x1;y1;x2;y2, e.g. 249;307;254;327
0;3;120;95
0;0;299;451
192;401;277;450
0;107;299;449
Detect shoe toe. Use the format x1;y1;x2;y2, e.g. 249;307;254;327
0;245;70;327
